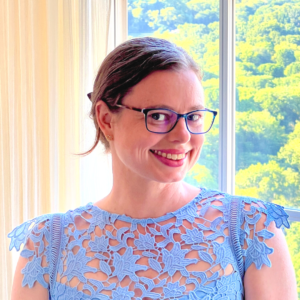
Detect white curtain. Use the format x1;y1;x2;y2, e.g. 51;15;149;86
0;1;127;299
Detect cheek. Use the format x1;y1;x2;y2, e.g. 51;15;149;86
114;118;159;158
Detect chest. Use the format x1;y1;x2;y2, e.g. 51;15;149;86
52;204;243;299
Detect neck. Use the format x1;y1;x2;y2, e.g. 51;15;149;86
95;159;200;219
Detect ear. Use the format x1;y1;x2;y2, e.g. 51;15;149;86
95;100;113;136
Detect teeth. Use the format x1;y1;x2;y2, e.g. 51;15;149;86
152;150;186;160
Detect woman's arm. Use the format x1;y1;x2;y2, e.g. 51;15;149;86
8;216;52;300
244;218;297;299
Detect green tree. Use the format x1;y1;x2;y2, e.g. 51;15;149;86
236;62;258;76
236;110;287;169
279;122;300;172
284;35;300;46
186;0;219;25
237;42;272;66
204;84;219;108
185;164;218;189
273;74;300;86
274;48;296;67
236;75;274;89
253;87;300;131
197;115;219;187
235;161;300;207
236;87;262;112
258;63;284;77
284;62;300;76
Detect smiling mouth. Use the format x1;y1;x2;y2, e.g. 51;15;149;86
150;150;187;161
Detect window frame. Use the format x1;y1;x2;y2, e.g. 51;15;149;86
219;0;236;195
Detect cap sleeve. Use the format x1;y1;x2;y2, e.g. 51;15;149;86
8;214;52;288
239;197;290;272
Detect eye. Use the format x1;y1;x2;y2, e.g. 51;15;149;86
150;113;169;121
187;113;202;121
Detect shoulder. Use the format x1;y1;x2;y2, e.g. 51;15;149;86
8;213;53;252
237;196;297;299
198;189;297;298
8;202;95;252
8;203;94;294
197;188;290;229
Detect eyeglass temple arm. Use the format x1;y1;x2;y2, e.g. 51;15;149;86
86;95;144;114
115;104;144;113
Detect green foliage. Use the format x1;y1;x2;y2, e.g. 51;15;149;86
236;75;274;89
187;0;219;25
236;110;287;169
197;117;219;186
279;122;300;172
237;42;272;66
295;51;300;62
236;87;262;112
253;87;300;130
236;62;258;76
284;62;300;76
235;161;300;207
257;63;284;77
273;74;300;86
185;163;218;189
202;71;218;81
284;35;300;46
245;3;300;44
204;85;219;108
274;48;296;67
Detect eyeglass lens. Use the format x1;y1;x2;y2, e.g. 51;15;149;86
146;109;214;134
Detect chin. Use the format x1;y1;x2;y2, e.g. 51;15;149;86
153;171;187;184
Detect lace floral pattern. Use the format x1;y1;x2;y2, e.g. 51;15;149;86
8;188;290;299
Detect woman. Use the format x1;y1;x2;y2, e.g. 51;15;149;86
9;37;297;300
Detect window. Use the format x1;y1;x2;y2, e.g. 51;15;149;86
235;0;300;211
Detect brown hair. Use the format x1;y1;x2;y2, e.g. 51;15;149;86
81;37;202;155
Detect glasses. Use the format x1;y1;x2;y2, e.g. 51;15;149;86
115;104;217;134
87;93;217;134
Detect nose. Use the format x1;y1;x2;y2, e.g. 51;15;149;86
167;116;191;143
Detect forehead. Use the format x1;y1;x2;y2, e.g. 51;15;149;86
123;69;205;111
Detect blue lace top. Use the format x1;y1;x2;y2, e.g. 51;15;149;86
8;188;290;300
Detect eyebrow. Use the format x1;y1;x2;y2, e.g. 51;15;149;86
145;104;205;110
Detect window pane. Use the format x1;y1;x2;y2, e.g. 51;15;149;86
128;0;220;189
235;2;300;297
235;0;300;210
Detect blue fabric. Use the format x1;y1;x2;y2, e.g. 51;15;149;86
8;188;290;299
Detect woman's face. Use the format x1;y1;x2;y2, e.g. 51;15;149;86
110;69;205;183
